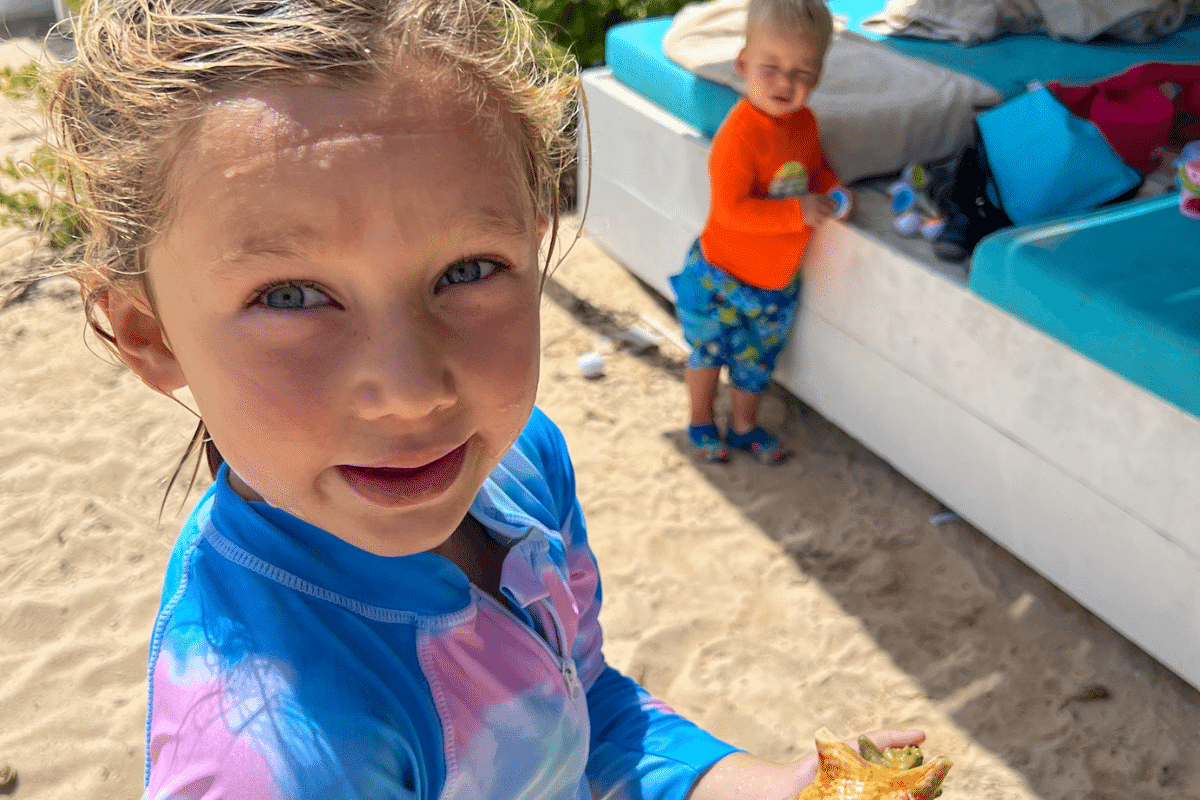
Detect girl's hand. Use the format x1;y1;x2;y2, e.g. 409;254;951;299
685;729;925;800
787;729;926;791
802;193;836;227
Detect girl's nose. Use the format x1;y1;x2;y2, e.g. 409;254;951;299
347;310;455;421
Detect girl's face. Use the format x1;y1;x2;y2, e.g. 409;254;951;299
117;79;544;556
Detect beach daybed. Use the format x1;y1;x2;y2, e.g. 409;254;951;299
578;4;1200;690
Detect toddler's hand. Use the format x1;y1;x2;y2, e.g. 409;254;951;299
802;193;836;227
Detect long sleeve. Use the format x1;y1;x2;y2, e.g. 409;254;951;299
522;415;741;800
807;153;840;197
699;100;837;290
585;667;741;800
706;119;807;236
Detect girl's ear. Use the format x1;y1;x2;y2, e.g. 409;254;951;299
735;47;749;80
98;287;187;393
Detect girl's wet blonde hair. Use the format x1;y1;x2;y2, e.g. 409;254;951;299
51;0;578;306
46;0;578;485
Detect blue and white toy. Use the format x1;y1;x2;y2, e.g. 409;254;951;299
827;187;853;220
888;163;944;238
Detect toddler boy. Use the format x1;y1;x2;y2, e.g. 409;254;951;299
671;0;844;463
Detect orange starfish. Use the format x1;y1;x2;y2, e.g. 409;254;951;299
791;729;952;800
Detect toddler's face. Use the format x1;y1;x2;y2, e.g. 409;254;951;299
736;24;824;118
125;79;543;556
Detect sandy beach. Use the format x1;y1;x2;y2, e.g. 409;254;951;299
3;19;1200;800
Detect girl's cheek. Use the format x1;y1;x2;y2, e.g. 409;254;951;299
228;322;347;417
463;305;538;370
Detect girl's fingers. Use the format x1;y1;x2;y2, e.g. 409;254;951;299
789;729;927;789
858;729;926;751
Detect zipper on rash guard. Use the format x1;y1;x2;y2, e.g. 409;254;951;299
536;597;583;700
560;655;582;698
476;589;582;699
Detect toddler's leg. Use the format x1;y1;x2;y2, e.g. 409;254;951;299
728;387;761;436
670;240;739;463
686;366;730;462
725;386;789;464
723;290;797;465
686;366;721;426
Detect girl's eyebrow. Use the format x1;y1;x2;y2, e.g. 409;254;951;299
212;225;321;272
469;203;534;239
237;225;320;254
211;206;531;273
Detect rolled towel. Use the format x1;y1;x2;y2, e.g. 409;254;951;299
1149;0;1187;36
861;0;1010;46
1106;0;1186;42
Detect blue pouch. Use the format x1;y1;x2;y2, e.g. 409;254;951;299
669;268;713;311
669;268;722;345
976;86;1142;225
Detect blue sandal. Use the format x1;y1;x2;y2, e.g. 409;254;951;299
688;424;730;463
725;426;789;464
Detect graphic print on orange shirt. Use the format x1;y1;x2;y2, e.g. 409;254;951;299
768;161;809;198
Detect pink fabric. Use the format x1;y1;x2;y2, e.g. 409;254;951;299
1049;63;1200;173
418;600;590;800
147;649;279;799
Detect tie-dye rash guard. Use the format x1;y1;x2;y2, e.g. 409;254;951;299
144;407;738;799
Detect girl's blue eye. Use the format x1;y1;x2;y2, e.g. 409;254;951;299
438;259;499;289
258;282;331;309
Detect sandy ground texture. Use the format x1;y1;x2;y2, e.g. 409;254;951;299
3;19;1200;800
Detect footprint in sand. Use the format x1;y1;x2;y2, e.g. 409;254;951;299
0;764;16;793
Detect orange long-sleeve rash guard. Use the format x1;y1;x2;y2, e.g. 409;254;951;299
699;98;840;290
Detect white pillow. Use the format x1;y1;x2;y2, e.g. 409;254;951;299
664;0;1003;181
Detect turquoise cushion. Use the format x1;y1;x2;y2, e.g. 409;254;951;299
605;17;740;138
971;195;1200;418
604;8;1200;136
846;9;1200;100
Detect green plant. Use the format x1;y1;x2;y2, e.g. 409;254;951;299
0;146;88;250
522;0;692;68
0;63;88;250
0;63;39;100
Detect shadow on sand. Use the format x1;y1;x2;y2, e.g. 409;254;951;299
544;264;1200;799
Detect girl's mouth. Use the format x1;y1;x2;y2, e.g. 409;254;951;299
337;442;468;508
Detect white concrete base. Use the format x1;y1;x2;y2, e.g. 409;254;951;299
0;0;51;21
580;66;1200;690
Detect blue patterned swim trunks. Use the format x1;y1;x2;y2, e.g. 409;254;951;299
669;240;801;394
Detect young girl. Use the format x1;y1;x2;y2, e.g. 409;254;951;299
46;0;921;796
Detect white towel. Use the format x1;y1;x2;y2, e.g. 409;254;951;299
662;0;1003;181
863;0;1190;44
862;0;1040;45
1102;0;1188;42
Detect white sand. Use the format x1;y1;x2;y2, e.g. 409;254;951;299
3;23;1199;800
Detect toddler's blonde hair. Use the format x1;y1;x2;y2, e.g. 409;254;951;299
746;0;835;54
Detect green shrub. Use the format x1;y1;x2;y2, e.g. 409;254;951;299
0;64;40;100
0;146;89;250
522;0;692;67
0;65;88;250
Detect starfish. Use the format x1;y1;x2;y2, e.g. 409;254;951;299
790;728;952;800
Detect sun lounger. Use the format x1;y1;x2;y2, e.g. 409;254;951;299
579;5;1200;690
